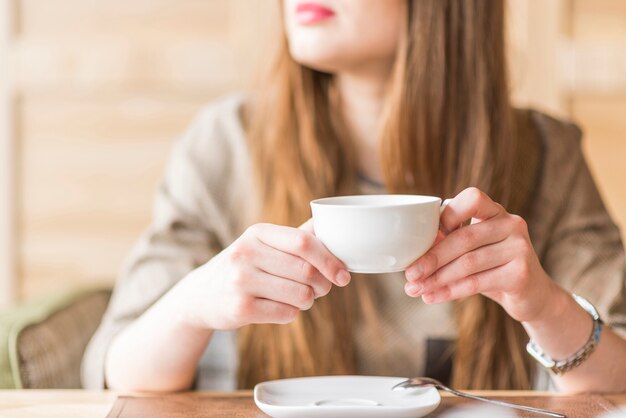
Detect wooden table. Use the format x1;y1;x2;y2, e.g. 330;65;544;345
0;390;624;417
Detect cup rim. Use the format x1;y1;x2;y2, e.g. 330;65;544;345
310;194;442;209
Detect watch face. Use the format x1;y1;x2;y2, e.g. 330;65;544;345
526;341;555;368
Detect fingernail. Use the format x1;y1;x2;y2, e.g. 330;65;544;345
422;293;435;304
336;270;351;286
406;282;422;296
406;264;423;281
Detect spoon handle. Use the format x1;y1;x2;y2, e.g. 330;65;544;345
437;386;566;418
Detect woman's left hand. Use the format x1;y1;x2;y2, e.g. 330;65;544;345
404;187;558;323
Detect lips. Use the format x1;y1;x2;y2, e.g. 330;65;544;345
295;2;336;24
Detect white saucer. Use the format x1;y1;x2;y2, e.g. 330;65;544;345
254;375;441;418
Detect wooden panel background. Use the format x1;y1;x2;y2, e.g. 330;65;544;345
569;0;626;239
0;0;16;307
1;0;625;304
7;0;279;301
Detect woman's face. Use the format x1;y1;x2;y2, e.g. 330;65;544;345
283;0;404;75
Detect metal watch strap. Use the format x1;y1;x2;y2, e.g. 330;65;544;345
526;293;603;376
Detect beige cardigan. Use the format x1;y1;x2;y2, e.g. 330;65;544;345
82;94;626;390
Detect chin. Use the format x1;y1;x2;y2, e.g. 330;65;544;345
289;52;342;74
287;40;348;73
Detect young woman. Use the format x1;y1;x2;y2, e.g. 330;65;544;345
83;0;626;392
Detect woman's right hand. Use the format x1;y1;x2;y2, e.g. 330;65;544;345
172;222;351;331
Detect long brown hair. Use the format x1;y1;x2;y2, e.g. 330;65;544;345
238;0;535;390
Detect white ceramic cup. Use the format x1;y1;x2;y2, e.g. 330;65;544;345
310;194;443;273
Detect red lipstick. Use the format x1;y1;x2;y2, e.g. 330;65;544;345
295;2;336;24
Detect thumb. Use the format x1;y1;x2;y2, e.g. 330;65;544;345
299;218;315;234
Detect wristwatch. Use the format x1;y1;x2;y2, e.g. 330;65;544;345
526;293;603;375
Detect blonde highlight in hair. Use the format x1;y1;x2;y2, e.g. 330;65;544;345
238;0;535;390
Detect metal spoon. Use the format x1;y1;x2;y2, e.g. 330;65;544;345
392;377;565;417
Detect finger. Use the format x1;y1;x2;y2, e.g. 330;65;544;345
405;237;516;297
247;298;300;325
249;223;350;286
406;213;512;282
432;230;446;247
420;263;514;304
440;187;504;234
252;244;332;298
235;269;316;310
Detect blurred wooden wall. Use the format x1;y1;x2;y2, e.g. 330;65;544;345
508;0;626;250
1;0;625;305
569;0;626;242
2;0;278;302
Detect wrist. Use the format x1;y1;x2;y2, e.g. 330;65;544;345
526;293;603;376
523;281;571;327
160;272;213;334
522;285;594;361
